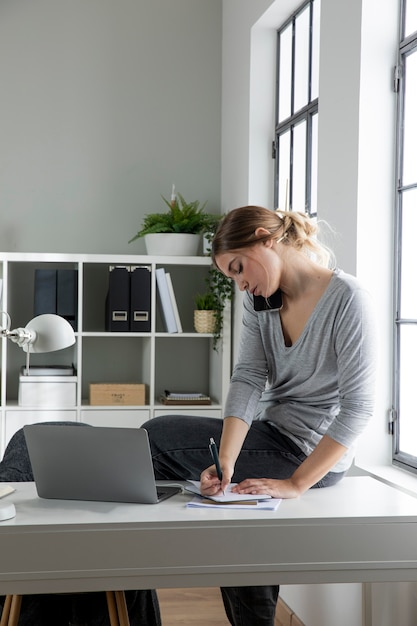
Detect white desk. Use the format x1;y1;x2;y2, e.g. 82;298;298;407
1;476;417;595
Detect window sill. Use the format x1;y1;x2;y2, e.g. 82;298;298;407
354;462;417;498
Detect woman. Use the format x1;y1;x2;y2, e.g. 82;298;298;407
144;206;376;626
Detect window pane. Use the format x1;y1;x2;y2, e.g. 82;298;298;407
294;6;310;111
399;188;417;317
311;0;321;101
398;324;417;456
275;0;318;217
278;130;291;210
405;0;417;37
279;25;292;123
402;49;417;186
310;112;318;216
292;121;307;212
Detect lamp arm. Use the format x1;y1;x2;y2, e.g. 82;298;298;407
5;327;37;349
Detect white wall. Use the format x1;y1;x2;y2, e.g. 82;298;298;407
222;0;403;624
221;0;297;360
0;0;222;254
318;0;397;472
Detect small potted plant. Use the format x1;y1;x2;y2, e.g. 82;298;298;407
128;188;215;256
193;266;233;351
193;292;218;335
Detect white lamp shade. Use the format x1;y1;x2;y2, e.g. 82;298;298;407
22;314;75;353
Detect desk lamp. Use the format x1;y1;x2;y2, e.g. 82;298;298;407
0;312;75;373
0;312;76;520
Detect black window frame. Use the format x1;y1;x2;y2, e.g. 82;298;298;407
392;0;417;473
274;0;319;218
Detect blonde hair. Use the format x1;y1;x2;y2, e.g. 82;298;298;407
211;206;334;268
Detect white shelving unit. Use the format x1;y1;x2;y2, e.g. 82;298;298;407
0;253;231;454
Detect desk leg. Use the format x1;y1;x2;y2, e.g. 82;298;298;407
106;591;130;626
115;591;130;626
0;595;12;626
362;583;372;626
7;596;21;626
106;591;120;626
0;595;22;626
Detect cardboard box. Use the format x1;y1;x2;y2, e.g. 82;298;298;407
19;375;77;407
89;383;146;406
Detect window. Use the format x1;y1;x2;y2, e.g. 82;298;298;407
393;0;417;472
274;0;320;217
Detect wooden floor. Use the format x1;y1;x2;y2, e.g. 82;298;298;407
158;588;229;625
157;588;298;625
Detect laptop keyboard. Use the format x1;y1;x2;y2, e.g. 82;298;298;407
156;486;182;502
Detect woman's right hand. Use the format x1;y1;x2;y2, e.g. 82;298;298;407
200;416;248;496
200;463;233;496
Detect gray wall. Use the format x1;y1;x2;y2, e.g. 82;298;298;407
0;0;222;254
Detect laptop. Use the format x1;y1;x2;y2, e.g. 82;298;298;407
23;424;182;504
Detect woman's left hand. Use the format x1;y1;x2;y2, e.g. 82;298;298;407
232;436;349;499
231;477;302;499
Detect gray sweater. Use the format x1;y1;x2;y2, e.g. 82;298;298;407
225;269;377;473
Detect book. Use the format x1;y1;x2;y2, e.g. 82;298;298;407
165;272;183;333
161;391;211;405
20;365;76;376
155;268;178;333
161;397;211;406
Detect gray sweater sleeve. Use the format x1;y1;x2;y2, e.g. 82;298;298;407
224;270;377;472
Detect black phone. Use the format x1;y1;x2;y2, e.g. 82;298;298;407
253;288;282;311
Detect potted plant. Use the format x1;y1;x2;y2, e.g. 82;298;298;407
193;292;218;335
128;190;214;256
193;266;233;352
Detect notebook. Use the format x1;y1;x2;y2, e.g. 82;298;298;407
23;424;182;504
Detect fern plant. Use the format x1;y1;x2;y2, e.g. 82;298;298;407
128;193;211;243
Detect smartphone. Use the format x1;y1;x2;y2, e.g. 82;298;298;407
253;288;282;311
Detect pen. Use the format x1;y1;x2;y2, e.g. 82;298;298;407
209;437;223;484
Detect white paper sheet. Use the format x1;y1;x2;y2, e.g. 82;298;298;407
185;480;280;509
0;484;15;499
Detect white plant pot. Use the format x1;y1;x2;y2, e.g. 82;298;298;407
203;233;211;255
144;233;201;256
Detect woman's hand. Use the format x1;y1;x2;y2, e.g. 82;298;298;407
231;477;302;499
200;462;234;496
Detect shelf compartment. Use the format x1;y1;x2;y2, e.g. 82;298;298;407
155;264;210;333
81;336;151;404
154;336;211;402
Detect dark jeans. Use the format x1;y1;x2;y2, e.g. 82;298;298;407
143;415;345;626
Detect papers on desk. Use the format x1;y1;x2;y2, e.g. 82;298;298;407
185;481;281;510
186;497;281;510
0;484;15;499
